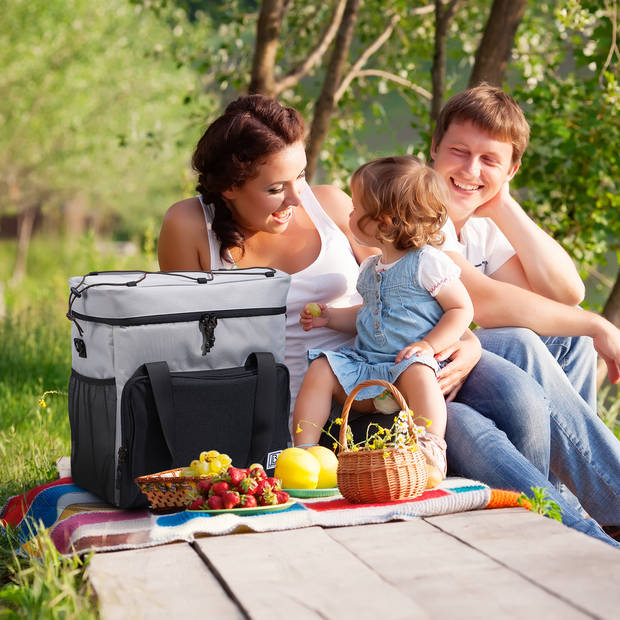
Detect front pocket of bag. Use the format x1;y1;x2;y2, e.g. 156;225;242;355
68;370;116;504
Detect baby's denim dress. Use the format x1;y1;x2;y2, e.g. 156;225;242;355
308;249;444;401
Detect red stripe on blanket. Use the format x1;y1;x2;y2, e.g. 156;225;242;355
305;488;449;512
1;478;73;528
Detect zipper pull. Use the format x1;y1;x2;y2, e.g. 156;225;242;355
199;314;218;355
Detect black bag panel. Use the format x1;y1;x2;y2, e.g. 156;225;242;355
68;371;117;505
118;358;291;509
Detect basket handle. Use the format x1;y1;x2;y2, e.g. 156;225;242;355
337;379;415;454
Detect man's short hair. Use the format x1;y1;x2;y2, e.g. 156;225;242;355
433;83;530;166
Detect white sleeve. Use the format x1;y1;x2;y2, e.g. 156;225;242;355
483;221;516;275
418;246;461;297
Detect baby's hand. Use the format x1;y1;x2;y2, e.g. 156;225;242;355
395;340;434;364
300;303;329;331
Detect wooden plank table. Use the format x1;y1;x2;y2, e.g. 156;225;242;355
87;507;620;619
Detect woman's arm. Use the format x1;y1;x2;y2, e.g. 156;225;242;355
312;185;379;264
449;251;620;383
158;198;210;271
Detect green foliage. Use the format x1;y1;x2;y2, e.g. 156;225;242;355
0;525;98;618
518;486;563;522
0;0;217;238
511;1;619;271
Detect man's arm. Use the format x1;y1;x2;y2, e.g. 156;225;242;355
477;183;585;304
448;252;620;383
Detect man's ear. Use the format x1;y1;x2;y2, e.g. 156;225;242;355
430;138;438;159
506;160;521;182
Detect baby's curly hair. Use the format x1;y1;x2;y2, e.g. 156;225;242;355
350;155;448;250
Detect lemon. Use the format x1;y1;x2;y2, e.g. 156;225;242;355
274;448;320;489
306;445;339;488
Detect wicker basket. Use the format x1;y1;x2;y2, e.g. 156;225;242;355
134;467;203;510
336;379;428;503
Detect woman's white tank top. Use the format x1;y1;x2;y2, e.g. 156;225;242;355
199;182;361;411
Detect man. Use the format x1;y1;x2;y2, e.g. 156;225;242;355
430;84;620;535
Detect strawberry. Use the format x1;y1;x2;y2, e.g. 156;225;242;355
257;490;278;506
239;494;257;508
249;463;267;480
198;479;212;495
222;490;241;509
210;481;230;497
187;496;205;510
207;495;224;510
238;476;258;495
274;490;290;505
266;477;281;491
254;479;272;496
227;466;247;487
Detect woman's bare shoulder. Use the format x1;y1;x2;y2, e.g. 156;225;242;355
158;196;209;270
310;184;352;227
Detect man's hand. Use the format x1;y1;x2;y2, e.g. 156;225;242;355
592;316;620;384
436;332;482;401
395;340;434;364
474;180;512;220
299;303;330;331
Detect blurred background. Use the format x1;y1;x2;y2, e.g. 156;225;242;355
1;0;618;500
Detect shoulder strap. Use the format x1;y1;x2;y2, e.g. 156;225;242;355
144;361;177;463
246;352;278;465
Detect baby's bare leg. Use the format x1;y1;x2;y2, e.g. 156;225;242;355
293;357;344;446
395;363;448;480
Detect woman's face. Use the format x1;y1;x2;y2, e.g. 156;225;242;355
222;141;307;235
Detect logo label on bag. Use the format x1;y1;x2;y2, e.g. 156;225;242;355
266;450;282;470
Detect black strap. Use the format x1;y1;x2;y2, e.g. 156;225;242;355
246;352;277;465
145;361;177;463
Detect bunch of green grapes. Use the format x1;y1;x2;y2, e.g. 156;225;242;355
180;450;232;477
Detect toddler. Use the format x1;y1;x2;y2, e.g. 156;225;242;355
292;155;474;478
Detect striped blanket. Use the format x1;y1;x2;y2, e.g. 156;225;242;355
1;477;523;556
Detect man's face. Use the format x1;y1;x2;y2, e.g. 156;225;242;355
431;119;518;223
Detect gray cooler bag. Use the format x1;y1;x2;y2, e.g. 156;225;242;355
67;268;291;507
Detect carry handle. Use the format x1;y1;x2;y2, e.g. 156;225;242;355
144;361;177;464
245;352;279;466
337;379;415;455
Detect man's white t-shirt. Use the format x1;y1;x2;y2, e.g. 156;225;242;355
441;217;515;276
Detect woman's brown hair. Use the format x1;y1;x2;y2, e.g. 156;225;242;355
351;155;448;250
192;94;305;262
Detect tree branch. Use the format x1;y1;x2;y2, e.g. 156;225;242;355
334;13;400;101
274;0;348;94
249;0;286;95
336;68;432;102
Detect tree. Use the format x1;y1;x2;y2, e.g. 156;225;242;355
468;0;527;87
0;0;215;282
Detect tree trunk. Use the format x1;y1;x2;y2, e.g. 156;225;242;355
305;0;362;181
468;0;527;87
11;206;37;285
249;0;287;95
431;0;461;124
597;267;620;388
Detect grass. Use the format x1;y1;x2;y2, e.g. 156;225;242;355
0;234;618;616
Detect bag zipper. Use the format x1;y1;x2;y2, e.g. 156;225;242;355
68;305;286;327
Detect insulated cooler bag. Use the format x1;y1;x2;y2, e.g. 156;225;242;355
67;268;291;507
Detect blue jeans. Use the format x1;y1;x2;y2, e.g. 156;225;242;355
450;328;620;531
446;400;619;547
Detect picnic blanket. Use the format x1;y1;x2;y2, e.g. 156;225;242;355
1;477;524;557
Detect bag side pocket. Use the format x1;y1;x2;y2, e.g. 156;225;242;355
68;370;116;504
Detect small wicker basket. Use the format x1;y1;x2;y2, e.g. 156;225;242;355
134;467;202;510
336;379;428;503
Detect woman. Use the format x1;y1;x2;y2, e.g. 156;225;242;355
158;94;618;546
